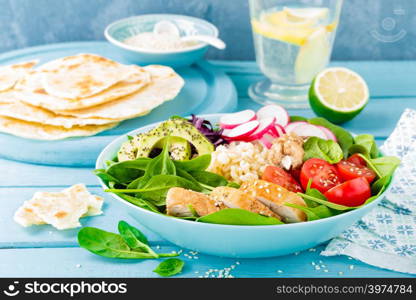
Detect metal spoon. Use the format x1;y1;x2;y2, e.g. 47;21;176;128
153;20;226;50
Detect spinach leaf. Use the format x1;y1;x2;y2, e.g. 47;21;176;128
175;168;203;192
298;185;386;211
298;193;355;211
308;117;353;157
137;175;199;205
190;170;228;190
94;169;122;185
118;221;149;245
348;144;370;157
371;175;392;195
78;224;178;260
303;137;343;164
285;203;335;221
78;227;157;259
106;158;150;184
304;180;326;208
114;193;160;213
173;154;212;172
138;140;177;187
352;134;379;158
108;175;199;206
358;154;401;178
290;115;308;122
153;258;185;277
197;208;283;225
126;176;145;189
371;156;401;177
117;221;157;257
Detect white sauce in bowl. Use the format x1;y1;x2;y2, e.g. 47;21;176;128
123;32;200;51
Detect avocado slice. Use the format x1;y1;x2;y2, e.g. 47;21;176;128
155;137;191;161
117;119;214;162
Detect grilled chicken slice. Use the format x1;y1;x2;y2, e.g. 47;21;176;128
240;180;307;223
166;187;222;217
209;186;281;220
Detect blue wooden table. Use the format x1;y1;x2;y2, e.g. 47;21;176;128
1;60;415;278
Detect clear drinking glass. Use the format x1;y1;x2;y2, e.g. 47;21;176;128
248;0;343;108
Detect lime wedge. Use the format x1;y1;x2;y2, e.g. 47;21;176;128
309;68;370;124
295;27;330;83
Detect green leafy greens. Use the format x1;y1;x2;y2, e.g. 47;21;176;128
96;141;237;211
197;208;283;225
351;134;379;158
78;221;178;259
308;117;354;158
153;258;185;277
303;137;343;164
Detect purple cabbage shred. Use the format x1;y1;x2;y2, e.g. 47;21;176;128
188;114;228;147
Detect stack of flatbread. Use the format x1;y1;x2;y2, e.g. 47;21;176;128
0;53;184;140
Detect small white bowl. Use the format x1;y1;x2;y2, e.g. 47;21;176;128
105;14;219;68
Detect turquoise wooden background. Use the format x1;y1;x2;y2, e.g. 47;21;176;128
0;0;415;60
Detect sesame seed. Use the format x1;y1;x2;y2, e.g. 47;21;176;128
76;264;81;268
349;265;354;270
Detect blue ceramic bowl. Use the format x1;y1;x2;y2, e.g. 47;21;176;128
96;114;393;258
104;14;218;68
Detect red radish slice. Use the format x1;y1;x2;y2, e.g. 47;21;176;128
285;121;308;133
222;129;232;138
222;120;259;140
291;124;328;140
219;110;256;129
273;124;286;137
260;133;275;149
257;105;289;127
244;117;275;141
317;126;337;141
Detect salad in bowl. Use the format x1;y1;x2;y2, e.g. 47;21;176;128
95;105;400;257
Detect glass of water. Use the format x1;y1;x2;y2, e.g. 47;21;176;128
248;0;343;108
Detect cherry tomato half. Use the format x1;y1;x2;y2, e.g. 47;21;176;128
262;165;303;193
324;177;371;207
347;153;367;166
336;160;376;184
300;158;341;193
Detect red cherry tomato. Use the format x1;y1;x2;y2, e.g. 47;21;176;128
290;168;301;182
300;158;342;193
324;177;371;207
262;165;303;193
336;160;376;184
347;153;367;166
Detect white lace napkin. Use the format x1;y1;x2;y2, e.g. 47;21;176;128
321;109;416;275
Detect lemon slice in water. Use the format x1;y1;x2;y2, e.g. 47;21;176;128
295;27;330;84
283;7;329;23
309;67;370;124
251;9;323;46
